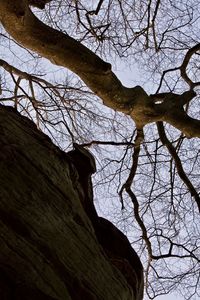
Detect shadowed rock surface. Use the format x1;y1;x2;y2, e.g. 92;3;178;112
0;105;143;300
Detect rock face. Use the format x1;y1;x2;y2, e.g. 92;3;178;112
66;144;144;300
0;105;143;300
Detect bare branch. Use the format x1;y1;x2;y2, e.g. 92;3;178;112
180;43;200;88
157;121;200;212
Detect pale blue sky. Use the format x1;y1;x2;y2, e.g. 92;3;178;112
115;66;187;300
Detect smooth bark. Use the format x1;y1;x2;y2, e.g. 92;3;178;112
0;0;199;136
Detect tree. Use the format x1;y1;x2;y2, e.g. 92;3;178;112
0;0;199;299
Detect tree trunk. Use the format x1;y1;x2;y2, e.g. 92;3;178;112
0;105;143;300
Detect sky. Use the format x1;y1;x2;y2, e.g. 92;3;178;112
1;5;195;299
114;65;187;300
158;295;184;300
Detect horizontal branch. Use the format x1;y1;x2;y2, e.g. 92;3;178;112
0;0;200;137
165;109;200;138
0;0;149;114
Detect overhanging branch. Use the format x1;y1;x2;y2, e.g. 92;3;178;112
0;0;200;138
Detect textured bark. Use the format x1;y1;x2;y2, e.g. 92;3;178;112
0;104;143;299
0;0;199;137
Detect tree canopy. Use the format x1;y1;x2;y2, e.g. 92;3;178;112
0;1;199;299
